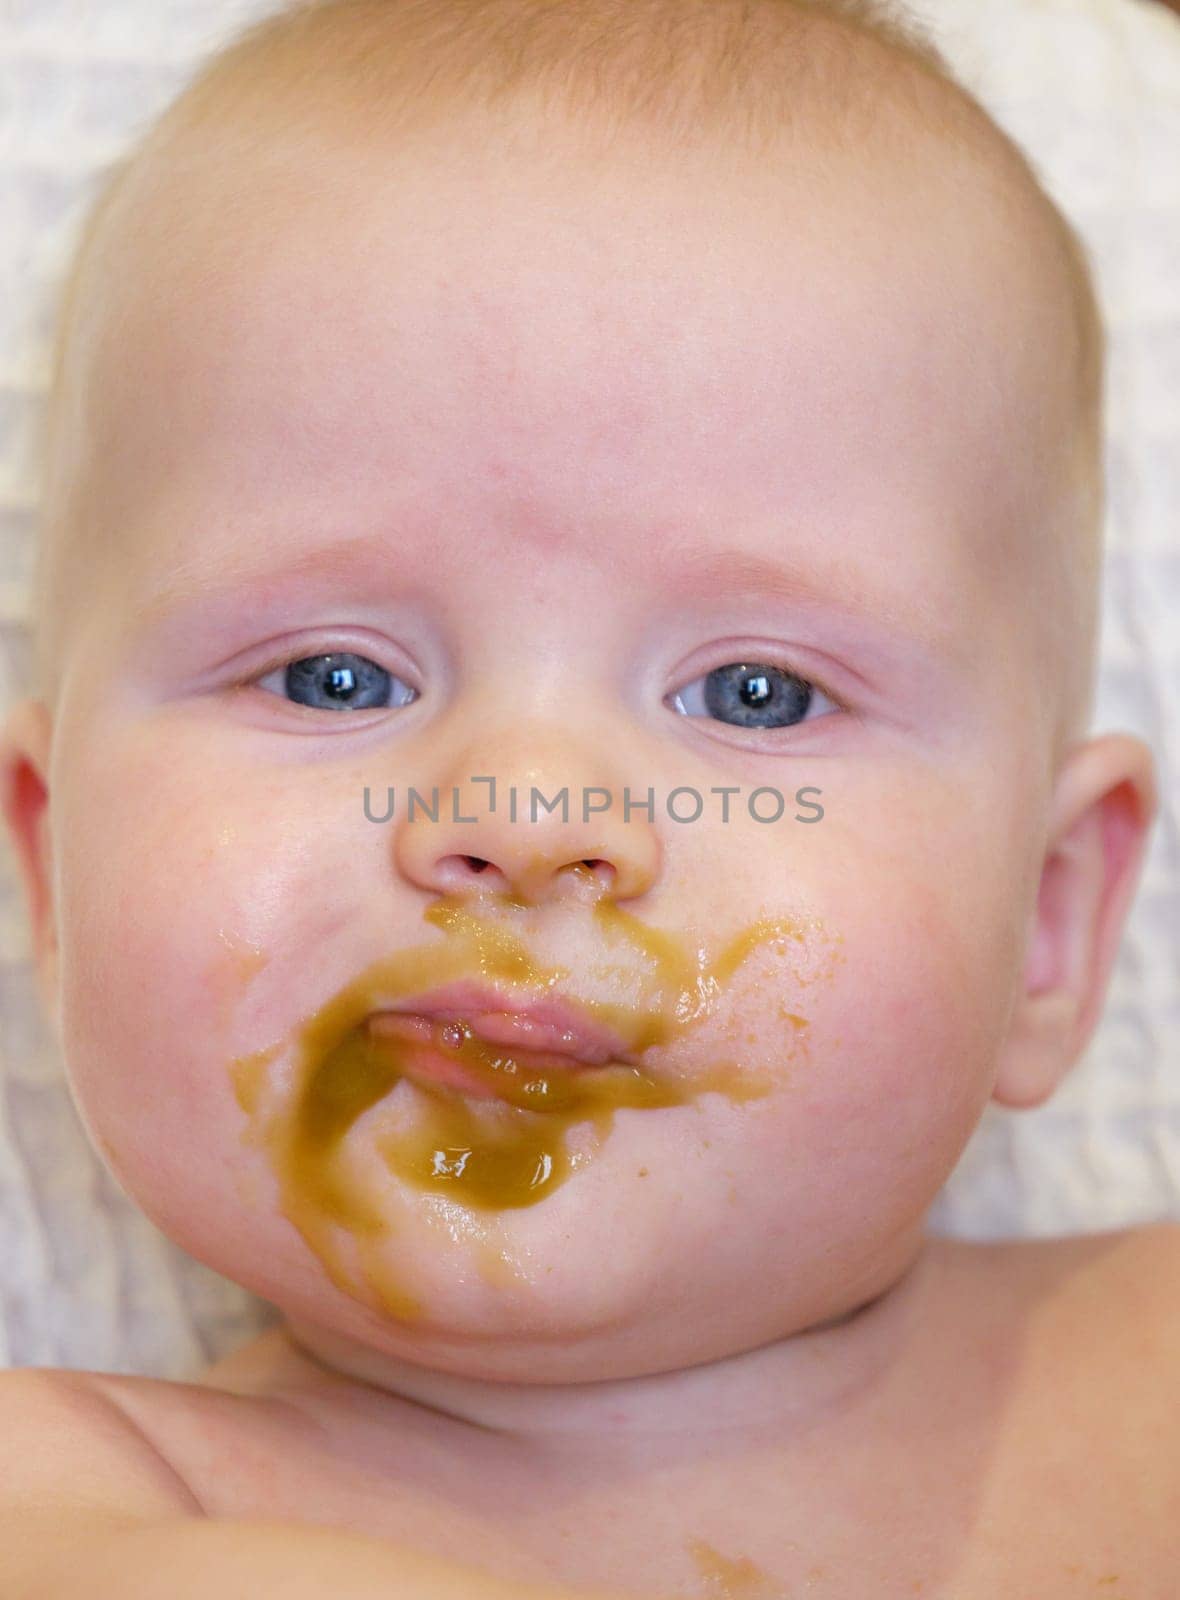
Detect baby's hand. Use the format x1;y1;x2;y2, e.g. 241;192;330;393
0;1369;620;1600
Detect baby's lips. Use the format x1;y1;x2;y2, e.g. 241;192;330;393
455;1010;620;1063
366;981;642;1066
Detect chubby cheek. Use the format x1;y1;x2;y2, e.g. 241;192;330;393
765;827;1024;1234
50;737;344;1272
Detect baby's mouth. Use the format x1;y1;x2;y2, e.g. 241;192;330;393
367;1011;617;1100
366;982;647;1100
228;909;810;1318
370;981;639;1061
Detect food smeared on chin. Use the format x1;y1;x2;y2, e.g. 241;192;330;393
229;885;827;1321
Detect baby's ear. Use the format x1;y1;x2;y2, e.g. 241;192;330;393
0;696;60;1034
993;732;1157;1109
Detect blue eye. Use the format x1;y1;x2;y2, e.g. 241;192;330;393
669;662;835;730
256;652;417;712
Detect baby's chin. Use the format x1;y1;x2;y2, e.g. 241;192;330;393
266;1214;933;1433
107;1065;934;1399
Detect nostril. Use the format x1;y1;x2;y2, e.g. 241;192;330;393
567;858;616;894
431;855;616;898
434;854;508;892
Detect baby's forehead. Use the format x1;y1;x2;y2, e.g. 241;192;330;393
38;25;1095;747
92;7;1093;429
83;83;1073;452
73;131;1051;654
157;115;1081;475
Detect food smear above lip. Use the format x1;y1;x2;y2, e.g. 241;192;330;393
228;882;830;1323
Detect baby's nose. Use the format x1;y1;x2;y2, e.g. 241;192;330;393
426;848;624;904
394;779;661;906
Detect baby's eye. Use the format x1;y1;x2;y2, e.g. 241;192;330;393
668;662;836;730
255;652;418;712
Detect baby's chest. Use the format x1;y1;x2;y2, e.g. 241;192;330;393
146;1393;1173;1600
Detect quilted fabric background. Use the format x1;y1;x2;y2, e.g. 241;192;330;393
0;0;1177;1376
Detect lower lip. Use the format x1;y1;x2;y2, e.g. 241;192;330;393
392;1042;504;1100
367;1013;610;1102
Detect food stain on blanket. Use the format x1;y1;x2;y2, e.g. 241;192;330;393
226;873;832;1320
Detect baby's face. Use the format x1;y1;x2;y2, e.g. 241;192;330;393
29;111;1079;1378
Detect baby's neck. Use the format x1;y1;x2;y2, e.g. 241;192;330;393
280;1229;940;1455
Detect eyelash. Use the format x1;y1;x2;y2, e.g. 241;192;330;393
666;657;843;730
240;644;848;730
248;649;416;711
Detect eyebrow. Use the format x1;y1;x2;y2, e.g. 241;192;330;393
656;540;955;655
135;530;405;628
135;520;957;663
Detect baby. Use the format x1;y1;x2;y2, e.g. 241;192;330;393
0;0;1174;1594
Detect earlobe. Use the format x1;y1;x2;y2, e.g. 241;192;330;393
0;696;60;1030
993;732;1158;1110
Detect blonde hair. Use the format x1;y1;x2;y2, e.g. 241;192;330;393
33;0;1105;742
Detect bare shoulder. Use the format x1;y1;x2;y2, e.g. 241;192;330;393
1003;1223;1180;1508
0;1364;203;1521
1087;1220;1180;1390
935;1224;1180;1446
1037;1219;1180;1358
0;1367;205;1597
921;1228;1180;1593
966;1220;1180;1384
0;1369;588;1600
